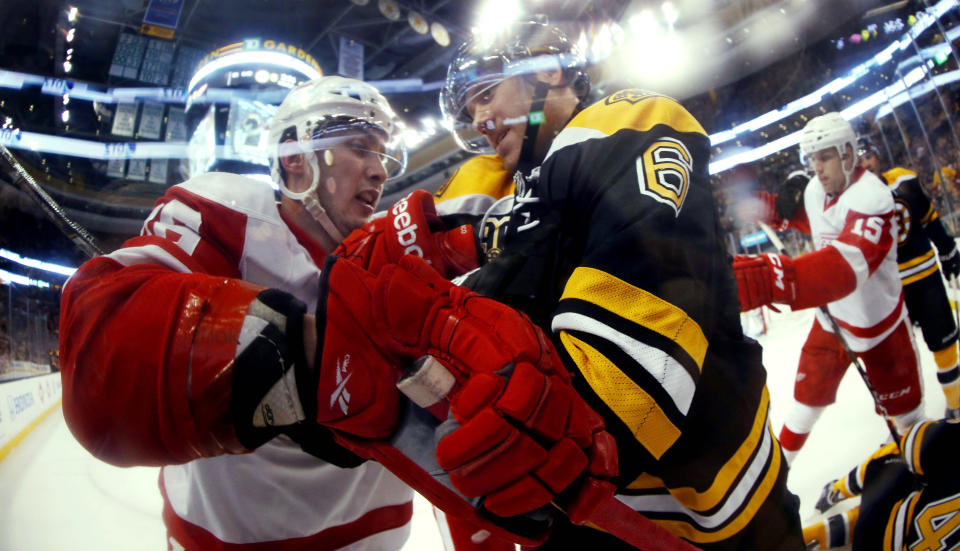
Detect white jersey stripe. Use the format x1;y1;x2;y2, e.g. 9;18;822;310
615;421;774;529
552;311;696;415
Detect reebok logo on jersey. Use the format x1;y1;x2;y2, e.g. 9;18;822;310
330;354;352;415
391;197;427;261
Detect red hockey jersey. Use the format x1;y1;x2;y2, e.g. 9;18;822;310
59;172;413;550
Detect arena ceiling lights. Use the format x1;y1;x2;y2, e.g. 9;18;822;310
708;0;957;175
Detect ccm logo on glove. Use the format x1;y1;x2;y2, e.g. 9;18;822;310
391;197;426;260
768;254;786;291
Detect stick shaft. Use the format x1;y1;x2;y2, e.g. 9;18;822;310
0;144;103;258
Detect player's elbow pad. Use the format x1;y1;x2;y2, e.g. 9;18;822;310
791;247;857;309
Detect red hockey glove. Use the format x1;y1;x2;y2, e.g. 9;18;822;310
435;370;619;517
335;189;480;278
324;254;617;517
732;253;798;312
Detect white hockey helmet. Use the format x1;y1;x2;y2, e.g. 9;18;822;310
268;76;406;240
799;113;857;181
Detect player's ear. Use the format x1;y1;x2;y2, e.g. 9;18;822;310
279;140;306;175
535;67;564;86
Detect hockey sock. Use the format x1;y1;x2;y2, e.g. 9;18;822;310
779;403;825;463
891;404;925;435
932;345;960;413
778;427;807;465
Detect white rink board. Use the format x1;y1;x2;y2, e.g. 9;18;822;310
0;373;61;449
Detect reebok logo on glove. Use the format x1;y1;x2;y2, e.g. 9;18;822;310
331;355;353;415
391;197;426;261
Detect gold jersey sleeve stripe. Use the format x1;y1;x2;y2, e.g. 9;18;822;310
922;203;938;224
625;387;771;512
559;331;681;459
570;91;707;138
901;263;940;286
882;497;905;551
910;421;931;477
898;249;936;270
653;424;784;543
560;266;708;370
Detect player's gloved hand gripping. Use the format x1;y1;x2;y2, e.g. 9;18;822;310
940;246;960;279
732;253;798;311
229;254;616;516
335;189;480;278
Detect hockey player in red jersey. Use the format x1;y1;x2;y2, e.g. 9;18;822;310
734;113;926;463
859;139;960;420
802;417;960;550
434;19;805;550
58;76;615;550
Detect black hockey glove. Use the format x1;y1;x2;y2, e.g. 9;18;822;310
775;171;809;220
814;479;845;513
230;289;365;468
940;247;960;279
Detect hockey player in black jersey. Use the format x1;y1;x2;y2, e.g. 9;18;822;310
859;139;960;419
803;418;960;550
434;19;804;550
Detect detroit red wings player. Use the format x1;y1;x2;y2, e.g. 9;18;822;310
733;113;925;463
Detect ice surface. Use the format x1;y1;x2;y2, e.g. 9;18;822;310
0;306;948;550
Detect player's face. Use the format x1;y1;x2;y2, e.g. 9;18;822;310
859;151;880;175
809;146;848;195
465;76;534;173
313;131;388;236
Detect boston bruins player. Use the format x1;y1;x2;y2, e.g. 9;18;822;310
803;417;960;550
859;140;960;420
435;20;804;550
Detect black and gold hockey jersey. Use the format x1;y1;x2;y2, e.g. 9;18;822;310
805;418;960;551
883;167;956;285
436;90;802;550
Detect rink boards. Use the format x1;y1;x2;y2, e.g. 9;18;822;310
0;373;62;459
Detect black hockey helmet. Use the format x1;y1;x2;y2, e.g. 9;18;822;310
440;19;590;156
856;136;880;159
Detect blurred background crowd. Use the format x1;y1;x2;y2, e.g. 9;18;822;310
3;0;960;380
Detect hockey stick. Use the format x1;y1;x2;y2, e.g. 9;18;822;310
393;356;702;551
757;222;902;447
0;144;104;258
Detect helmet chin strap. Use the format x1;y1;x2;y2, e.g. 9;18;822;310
515;80;552;175
279;146;346;245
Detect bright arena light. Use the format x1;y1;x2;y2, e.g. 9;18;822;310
187;50;322;96
473;0;522;44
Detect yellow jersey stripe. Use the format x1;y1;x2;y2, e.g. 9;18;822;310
573;92;707;137
625;388;770;511
544;92;706;162
902;263;940;286
559;332;681;459
434;154;513;202
559;266;708;370
619;423;783;543
882;498;904;551
898;249;936;270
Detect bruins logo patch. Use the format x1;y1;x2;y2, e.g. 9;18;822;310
605;89;665;105
636;137;692;217
893;198;910;246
